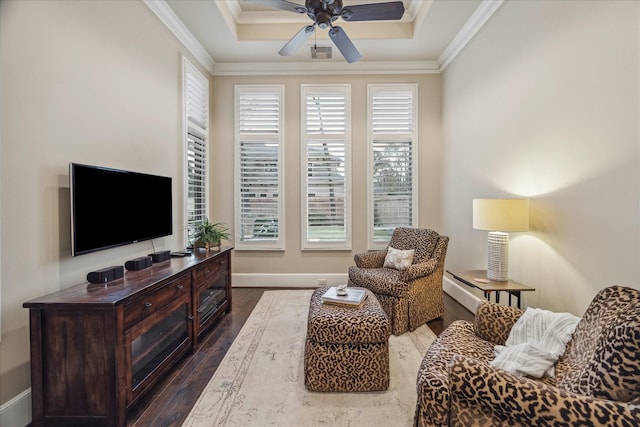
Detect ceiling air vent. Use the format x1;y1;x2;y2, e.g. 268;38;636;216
310;45;332;59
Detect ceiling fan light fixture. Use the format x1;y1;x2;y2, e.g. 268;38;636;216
316;11;333;29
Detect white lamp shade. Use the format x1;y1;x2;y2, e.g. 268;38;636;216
473;199;529;232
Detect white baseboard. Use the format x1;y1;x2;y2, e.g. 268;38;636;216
443;276;482;314
232;274;481;314
0;388;30;427
232;273;348;288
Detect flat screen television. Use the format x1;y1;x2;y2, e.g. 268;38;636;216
70;163;173;256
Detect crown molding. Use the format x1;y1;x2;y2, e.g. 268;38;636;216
145;0;500;76
408;0;431;22
210;60;440;76
231;0;424;24
144;0;216;75
412;0;435;34
438;0;504;71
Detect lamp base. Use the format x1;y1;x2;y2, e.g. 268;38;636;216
487;231;509;281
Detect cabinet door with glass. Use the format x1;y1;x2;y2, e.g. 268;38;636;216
193;253;230;341
124;287;193;406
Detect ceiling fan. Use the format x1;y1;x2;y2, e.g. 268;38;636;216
245;0;405;63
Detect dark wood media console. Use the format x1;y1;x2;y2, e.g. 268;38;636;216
23;247;233;427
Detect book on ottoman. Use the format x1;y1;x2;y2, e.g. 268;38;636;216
321;287;367;307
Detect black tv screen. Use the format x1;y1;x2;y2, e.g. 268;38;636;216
70;163;173;256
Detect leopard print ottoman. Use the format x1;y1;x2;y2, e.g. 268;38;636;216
304;287;391;392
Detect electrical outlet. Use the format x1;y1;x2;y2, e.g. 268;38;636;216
318;279;328;286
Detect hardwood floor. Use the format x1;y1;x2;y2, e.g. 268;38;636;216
127;288;474;426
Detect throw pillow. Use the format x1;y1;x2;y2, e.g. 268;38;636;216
383;246;414;270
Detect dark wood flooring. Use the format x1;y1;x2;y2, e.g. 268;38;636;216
127;288;474;427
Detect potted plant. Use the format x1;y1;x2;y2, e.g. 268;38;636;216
192;218;230;251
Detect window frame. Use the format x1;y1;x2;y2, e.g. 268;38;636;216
300;84;352;250
183;58;209;248
234;85;285;251
367;84;418;249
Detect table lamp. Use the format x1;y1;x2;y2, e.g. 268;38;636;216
473;198;529;281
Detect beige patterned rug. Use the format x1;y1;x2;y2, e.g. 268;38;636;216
182;289;436;427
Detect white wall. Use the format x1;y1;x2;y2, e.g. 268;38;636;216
0;0;211;422
441;0;640;314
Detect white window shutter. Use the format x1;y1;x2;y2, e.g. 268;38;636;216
235;86;285;250
301;85;351;250
183;59;209;246
368;85;418;248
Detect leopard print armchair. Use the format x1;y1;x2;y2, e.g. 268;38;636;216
347;227;449;335
415;285;640;427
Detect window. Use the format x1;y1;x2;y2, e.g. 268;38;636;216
301;85;351;250
368;84;417;248
183;59;209;246
235;86;285;250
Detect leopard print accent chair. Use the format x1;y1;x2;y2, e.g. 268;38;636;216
415;285;640;427
348;228;449;335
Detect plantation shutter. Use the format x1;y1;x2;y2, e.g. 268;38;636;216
369;85;417;247
184;59;209;245
186;130;207;226
302;85;351;249
235;86;284;250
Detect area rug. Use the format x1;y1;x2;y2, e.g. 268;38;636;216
182;289;436;427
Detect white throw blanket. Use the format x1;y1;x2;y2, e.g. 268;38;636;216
491;307;580;378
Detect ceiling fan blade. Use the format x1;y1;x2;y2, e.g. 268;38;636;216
244;0;306;14
341;1;405;22
279;25;316;56
328;26;361;63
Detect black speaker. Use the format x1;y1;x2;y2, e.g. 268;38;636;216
87;265;124;284
125;256;152;271
148;250;171;263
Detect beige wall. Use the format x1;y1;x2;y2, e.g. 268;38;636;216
4;0;637;423
210;74;442;274
0;1;443;418
440;0;640;314
0;0;211;414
